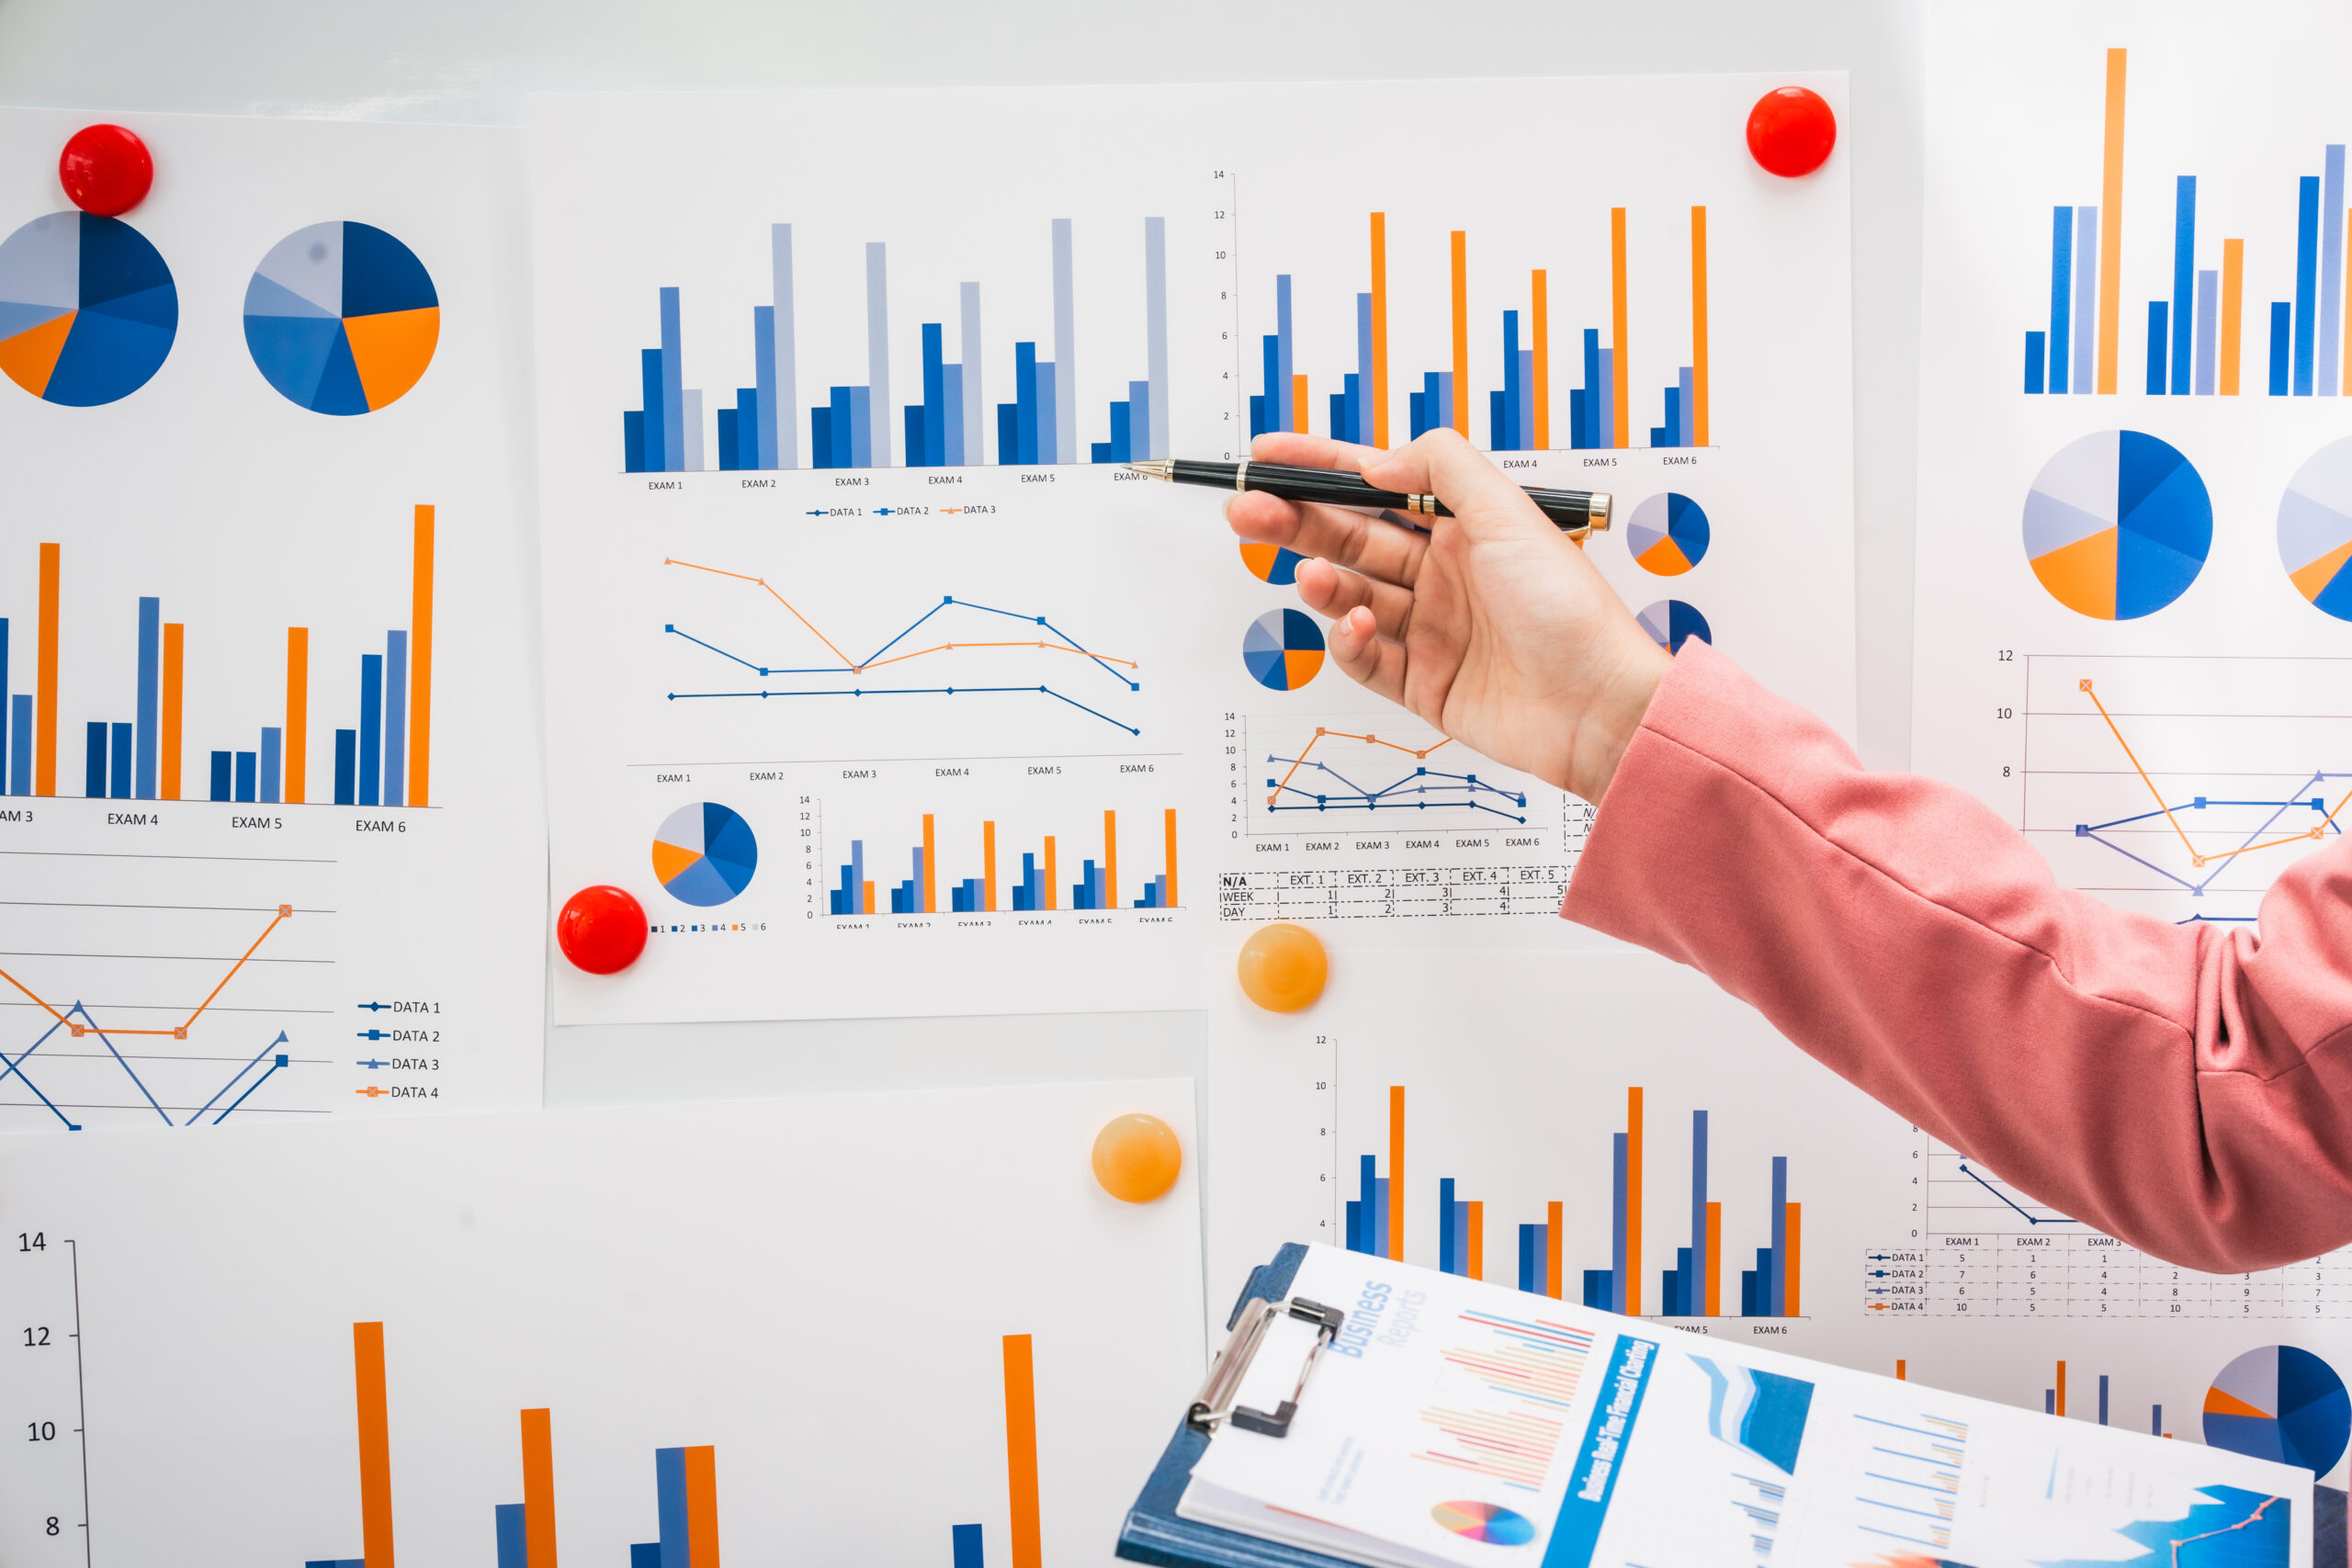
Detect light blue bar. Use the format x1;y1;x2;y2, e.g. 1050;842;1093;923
1611;1131;1628;1313
1679;366;1695;446
866;242;893;466
1356;291;1374;444
660;287;684;473
771;225;797;468
2170;176;2195;396
1597;349;1613;442
2196;269;2219;395
2327;146;2346;396
1770;1155;1789;1316
381;630;407;808
1036;365;1057;466
943;364;965;466
1518;348;1534;449
1275;274;1295;434
2048;205;2074;394
2073;207;2098;394
2296;174;2319;396
7;695;28;795
1690;1109;1709;1314
752;305;777;470
135;594;158;799
1052;219;1076;464
960;282;984;464
260;727;281;805
848;386;872;469
1145;217;1169;460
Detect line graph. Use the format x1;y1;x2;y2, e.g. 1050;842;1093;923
1263;728;1530;822
660;558;1143;735
2018;654;2352;922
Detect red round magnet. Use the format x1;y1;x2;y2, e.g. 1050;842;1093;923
58;124;154;217
556;885;650;975
1746;87;1837;179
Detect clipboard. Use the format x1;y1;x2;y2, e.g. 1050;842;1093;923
1116;1242;1368;1568
1119;1244;2352;1568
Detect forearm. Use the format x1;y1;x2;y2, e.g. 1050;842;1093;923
1562;641;2352;1271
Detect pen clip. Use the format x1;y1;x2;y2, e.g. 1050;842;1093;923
1187;1295;1346;1439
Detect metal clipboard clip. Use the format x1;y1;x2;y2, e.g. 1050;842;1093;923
1186;1295;1345;1439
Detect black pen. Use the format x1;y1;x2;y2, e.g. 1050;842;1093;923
1125;457;1611;540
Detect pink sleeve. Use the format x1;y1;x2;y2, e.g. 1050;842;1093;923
1561;639;2352;1272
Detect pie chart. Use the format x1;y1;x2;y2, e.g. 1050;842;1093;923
2204;1345;2350;1475
1627;492;1711;575
1244;608;1325;691
0;211;177;406
1637;599;1712;653
2278;436;2352;620
651;802;758;908
2023;430;2211;619
243;220;439;415
1240;542;1306;585
1430;1501;1535;1546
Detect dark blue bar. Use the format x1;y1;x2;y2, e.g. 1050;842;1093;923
1346;1199;1363;1253
334;729;356;806
109;721;131;798
2299;174;2322;394
830;387;854;468
1741;1269;1758;1317
84;722;107;797
1015;343;1039;463
716;406;740;471
2273;301;2294;394
811;406;832;469
2049;205;2074;394
1569;388;1588;448
1439;1178;1455;1274
640;347;666;473
495;1503;528;1568
2025;331;2048;393
1498;310;1520;451
1260;333;1281;435
1359;1155;1377;1256
1111;400;1131;462
2099;1372;2109;1425
357;654;383;808
1581;328;1601;447
1407;390;1425;439
953;1523;985;1568
904;404;923;469
2046;1389;2056;1415
136;595;158;799
623;411;645;472
922;321;947;467
1341;371;1360;443
1662;387;1681;448
2146;302;2167;396
209;749;231;803
631;1548;662;1568
234;750;255;804
656;1447;689;1568
1489;389;1508;449
2172;176;2196;395
997;402;1017;468
0;618;7;793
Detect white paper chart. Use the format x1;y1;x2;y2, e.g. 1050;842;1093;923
0;109;547;1126
1916;1;2352;927
1200;944;2352;1486
0;1078;1204;1568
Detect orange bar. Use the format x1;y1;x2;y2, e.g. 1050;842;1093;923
35;543;58;796
1703;1201;1722;1317
1531;270;1550;449
409;506;435;807
521;1408;559;1568
684;1446;720;1568
1043;837;1057;910
2055;1359;2067;1418
1002;1335;1044;1568
160;622;183;801
1369;213;1389;447
1610;209;1630;447
1690;207;1711;446
1625;1088;1643;1316
1450;231;1469;437
922;814;936;914
983;821;997;911
861;880;875;915
1103;809;1118;908
1292;374;1308;434
1896;1359;1907;1382
2222;237;2245;396
285;627;309;805
1784;1201;1802;1318
354;1322;396;1568
1386;1085;1405;1262
1466;1201;1483;1281
1545;1201;1564;1300
2097;49;2127;394
1162;808;1178;908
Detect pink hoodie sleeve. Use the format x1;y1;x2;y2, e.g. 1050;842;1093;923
1561;639;2352;1272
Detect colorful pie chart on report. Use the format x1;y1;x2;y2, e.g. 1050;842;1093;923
1637;599;1712;653
1627;492;1711;575
1240;541;1306;585
651;802;758;908
243;220;439;415
1430;1502;1535;1545
2278;436;2352;620
2023;430;2211;619
0;211;176;405
1244;608;1325;691
2204;1345;2351;1475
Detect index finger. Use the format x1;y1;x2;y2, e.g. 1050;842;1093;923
1354;429;1559;542
1249;432;1382;471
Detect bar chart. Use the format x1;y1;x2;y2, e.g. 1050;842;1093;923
3;508;436;810
621;217;1170;471
828;807;1177;915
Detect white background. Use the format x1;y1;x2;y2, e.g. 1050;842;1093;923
0;0;1929;1111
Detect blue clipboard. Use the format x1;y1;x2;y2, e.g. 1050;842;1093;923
1122;1244;2352;1568
1115;1242;1367;1568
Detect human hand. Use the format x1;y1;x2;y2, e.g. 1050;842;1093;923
1227;430;1672;803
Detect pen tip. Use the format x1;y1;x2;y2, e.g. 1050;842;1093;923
1126;459;1175;480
